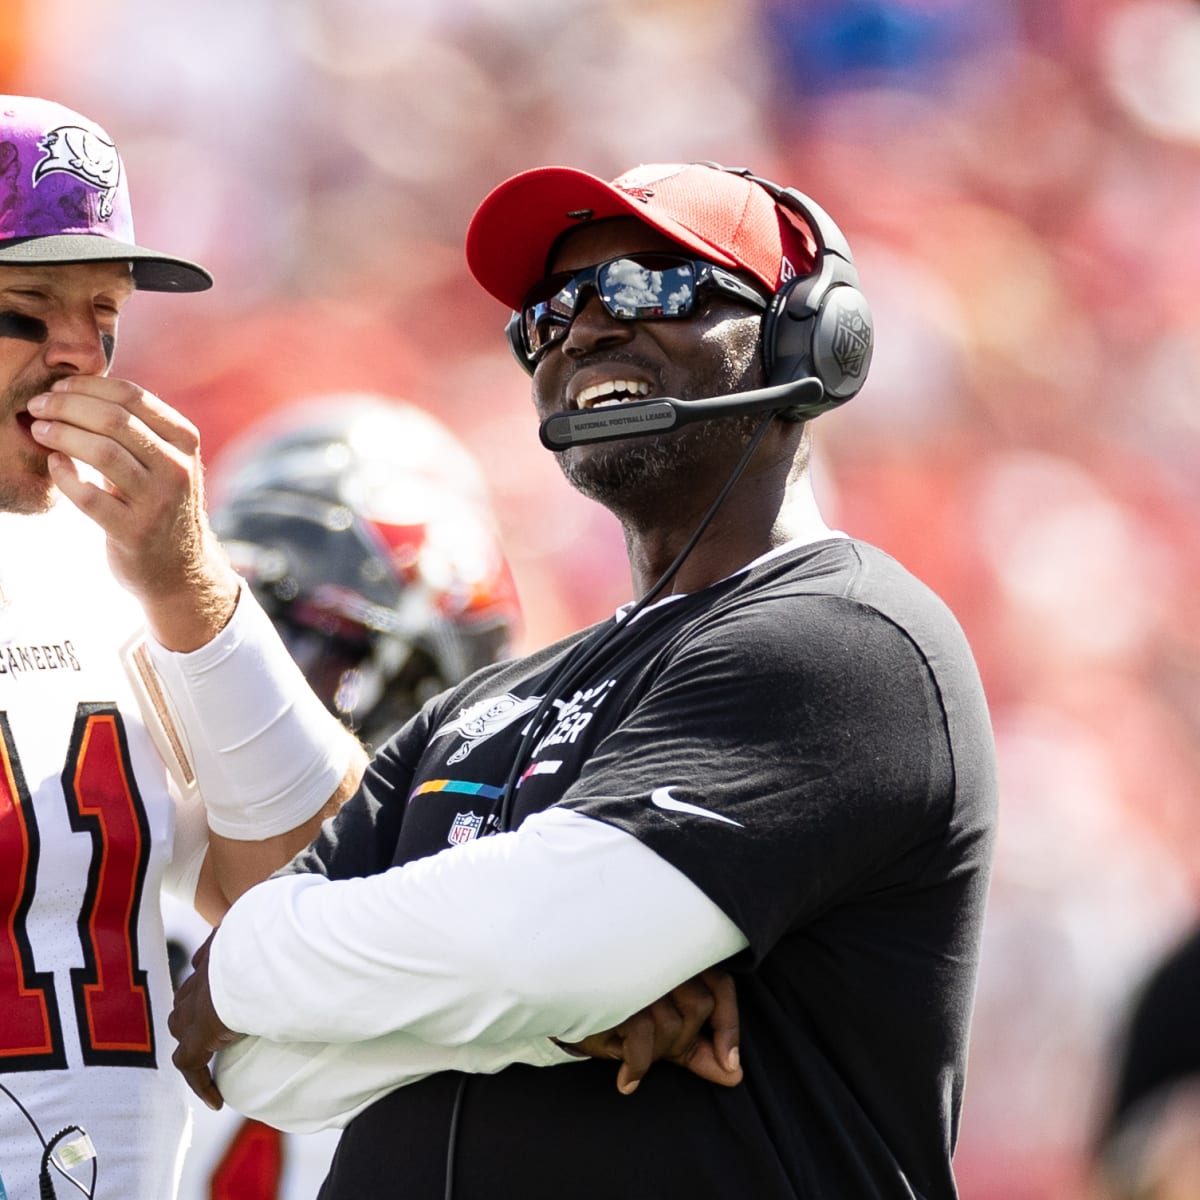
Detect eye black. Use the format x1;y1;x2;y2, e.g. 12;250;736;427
0;311;49;344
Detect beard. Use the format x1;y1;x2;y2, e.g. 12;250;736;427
556;410;764;511
553;320;766;515
0;372;66;514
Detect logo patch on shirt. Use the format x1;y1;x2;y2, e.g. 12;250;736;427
432;692;543;765
448;810;484;845
649;786;744;828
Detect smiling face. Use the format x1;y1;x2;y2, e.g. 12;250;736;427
530;218;769;516
0;260;133;514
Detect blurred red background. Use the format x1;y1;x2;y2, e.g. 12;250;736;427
6;2;1199;1194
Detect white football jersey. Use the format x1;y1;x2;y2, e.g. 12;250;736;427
0;504;196;1200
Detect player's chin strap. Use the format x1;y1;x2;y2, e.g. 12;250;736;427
442;411;777;1200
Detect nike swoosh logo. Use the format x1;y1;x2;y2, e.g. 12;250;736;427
649;787;744;828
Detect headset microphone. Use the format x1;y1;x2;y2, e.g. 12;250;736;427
538;376;825;450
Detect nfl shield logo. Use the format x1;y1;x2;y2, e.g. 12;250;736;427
448;811;484;846
832;307;871;380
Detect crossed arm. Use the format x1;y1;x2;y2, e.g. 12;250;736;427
169;809;748;1123
172;936;741;1129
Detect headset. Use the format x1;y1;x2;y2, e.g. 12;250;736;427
503;161;874;449
720;164;874;405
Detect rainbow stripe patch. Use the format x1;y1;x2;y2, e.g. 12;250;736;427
410;778;506;802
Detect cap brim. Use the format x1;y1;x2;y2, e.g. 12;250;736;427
0;234;212;293
465;166;742;310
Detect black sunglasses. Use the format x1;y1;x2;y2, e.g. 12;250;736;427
517;253;768;366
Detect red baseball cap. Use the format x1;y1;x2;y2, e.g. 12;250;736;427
465;162;817;311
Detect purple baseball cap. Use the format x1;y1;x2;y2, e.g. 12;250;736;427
0;95;211;292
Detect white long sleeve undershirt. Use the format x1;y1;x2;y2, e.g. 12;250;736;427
210;807;747;1129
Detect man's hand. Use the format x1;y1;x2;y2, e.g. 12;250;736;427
561;967;742;1095
167;931;244;1110
27;376;239;649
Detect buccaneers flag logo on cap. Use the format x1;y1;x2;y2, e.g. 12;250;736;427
33;124;122;220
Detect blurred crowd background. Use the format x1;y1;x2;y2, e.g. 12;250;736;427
4;0;1199;1195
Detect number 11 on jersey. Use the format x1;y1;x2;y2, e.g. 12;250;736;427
0;705;156;1072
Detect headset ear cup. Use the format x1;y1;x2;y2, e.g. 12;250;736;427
811;282;873;402
764;264;873;407
506;311;535;376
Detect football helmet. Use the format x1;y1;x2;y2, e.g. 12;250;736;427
209;395;521;751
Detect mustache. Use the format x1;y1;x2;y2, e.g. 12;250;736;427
4;373;71;412
563;351;664;388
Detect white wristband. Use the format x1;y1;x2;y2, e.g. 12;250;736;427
140;585;353;840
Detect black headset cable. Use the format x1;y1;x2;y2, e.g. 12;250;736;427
443;410;776;1199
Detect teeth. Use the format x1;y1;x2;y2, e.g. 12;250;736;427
577;379;651;409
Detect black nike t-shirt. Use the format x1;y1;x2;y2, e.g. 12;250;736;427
285;539;998;1199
